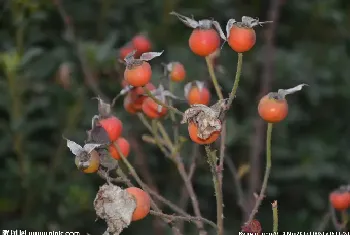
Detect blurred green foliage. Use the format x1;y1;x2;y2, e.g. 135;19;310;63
1;0;350;234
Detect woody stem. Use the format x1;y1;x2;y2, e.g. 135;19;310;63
205;56;224;100
205;145;224;235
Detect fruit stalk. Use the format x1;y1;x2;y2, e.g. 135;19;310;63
205;145;224;235
227;53;243;107
205;56;224;100
245;122;273;225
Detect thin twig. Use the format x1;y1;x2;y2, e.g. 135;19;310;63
142;135;168;146
224;157;247;214
245;123;273;225
157;121;174;148
150;210;217;230
130;135;159;192
175;156;208;235
138;113;170;156
177;144;199;232
205;146;224;235
137;113;153;131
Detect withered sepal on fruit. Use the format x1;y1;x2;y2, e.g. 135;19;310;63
94;184;136;235
181;99;228;139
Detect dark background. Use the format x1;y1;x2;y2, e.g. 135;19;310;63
1;0;350;234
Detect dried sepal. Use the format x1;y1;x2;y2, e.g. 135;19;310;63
64;136;102;155
110;84;135;107
181;104;221;139
170;11;226;41
99;148;119;172
119;84;134;96
184;82;193;99
226;19;237;39
184;81;205;99
124;50;137;63
92;96;112;118
94;184;136;235
226;16;273;38
241;16;272;27
91;115;100;129
139;51;164;61
277;84;308;98
165;62;174;72
63;136;102;171
152;84;182;100
181;100;228;139
195;81;205;92
86;125;111;145
124;50;164;70
212;20;227;41
63;136;84;156
84;143;103;154
169;11;199;28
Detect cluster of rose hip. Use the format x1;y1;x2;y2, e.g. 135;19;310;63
64;11;308;233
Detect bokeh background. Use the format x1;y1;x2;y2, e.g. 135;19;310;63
1;0;350;234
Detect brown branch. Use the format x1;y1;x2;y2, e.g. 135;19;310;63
129;135;158;192
176;144;199;232
150;211;217;230
175;155;208;235
224;157;247;215
247;0;284;220
218;121;226;189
